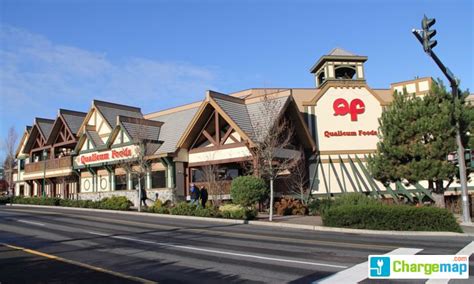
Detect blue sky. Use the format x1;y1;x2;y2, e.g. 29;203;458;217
0;0;472;158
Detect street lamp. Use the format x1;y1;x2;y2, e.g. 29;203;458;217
412;15;471;224
42;149;47;198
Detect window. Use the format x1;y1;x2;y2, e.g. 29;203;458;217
335;66;356;79
151;171;166;188
19;185;24;196
115;175;127;190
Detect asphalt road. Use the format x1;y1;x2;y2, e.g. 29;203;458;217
0;205;472;284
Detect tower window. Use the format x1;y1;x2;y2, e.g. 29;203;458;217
335;67;356;79
317;71;326;85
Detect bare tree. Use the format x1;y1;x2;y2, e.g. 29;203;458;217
251;94;302;221
117;116;162;211
286;151;311;205
2;127;18;196
201;162;226;207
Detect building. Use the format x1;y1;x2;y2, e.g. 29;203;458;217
14;48;474;204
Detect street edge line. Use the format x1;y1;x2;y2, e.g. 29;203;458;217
1;242;157;284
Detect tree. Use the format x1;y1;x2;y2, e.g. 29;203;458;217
368;80;469;207
2;126;18;196
286;151;312;205
230;176;268;207
201;161;226;207
251;94;302;221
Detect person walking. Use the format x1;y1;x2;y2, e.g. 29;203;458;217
140;187;147;207
200;186;208;208
189;183;199;205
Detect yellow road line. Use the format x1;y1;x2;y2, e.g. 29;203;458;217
2;243;157;284
5;207;397;250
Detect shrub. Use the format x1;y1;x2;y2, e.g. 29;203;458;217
0;196;11;205
332;193;380;207
13;196;60;206
100;196;132;211
230;176;268;207
322;204;462;232
150;206;170;214
169;202;195;216
274;196;307;216
307;198;333;216
219;204;257;220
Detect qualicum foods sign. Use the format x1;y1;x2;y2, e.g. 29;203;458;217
324;98;378;138
75;145;140;166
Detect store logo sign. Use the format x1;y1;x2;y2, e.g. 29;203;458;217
333;98;365;121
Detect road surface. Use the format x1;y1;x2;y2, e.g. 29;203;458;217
0;205;472;283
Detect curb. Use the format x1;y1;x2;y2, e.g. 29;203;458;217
7;204;472;237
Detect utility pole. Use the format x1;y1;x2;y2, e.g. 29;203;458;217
412;15;471;224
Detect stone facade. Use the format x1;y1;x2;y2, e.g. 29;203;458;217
76;188;178;207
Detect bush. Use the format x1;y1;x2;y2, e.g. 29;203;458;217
332;193;380;207
219;204;257;220
307;198;333;216
13;196;60;206
14;196;132;211
274;196;307;216
169;202;195;216
100;196;132;211
0;196;11;205
322;204;462;232
231;176;268;207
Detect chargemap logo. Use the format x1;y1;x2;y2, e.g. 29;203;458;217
368;255;469;279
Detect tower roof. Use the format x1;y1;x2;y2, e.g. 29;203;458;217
310;48;367;74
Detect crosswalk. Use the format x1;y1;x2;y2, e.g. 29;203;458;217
315;241;474;284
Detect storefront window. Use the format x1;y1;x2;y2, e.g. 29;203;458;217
151;171;166;188
115;175;127;190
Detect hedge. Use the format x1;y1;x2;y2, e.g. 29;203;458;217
147;202;257;220
231;176;268;207
0;196;11;205
322;204;462;232
12;196;132;211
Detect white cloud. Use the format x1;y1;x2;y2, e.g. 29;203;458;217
0;25;218;139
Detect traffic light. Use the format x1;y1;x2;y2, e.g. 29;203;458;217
422;15;437;53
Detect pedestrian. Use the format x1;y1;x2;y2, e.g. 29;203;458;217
140;187;147;207
200;186;208;208
189;183;198;205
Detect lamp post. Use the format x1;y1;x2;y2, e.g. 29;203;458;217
42;149;47;198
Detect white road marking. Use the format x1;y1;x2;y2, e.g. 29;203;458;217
17;219;45;226
315;247;423;284
425;241;474;284
87;231;347;269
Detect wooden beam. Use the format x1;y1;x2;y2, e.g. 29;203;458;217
202;130;217;146
220;126;234;145
215;112;220;146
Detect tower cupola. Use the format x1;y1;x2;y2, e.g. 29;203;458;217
310;48;367;88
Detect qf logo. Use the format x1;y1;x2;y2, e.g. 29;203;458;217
369;256;391;278
333;98;365;121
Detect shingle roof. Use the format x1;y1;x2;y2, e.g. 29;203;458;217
118;117;163;148
94;100;142;128
149;107;199;154
328;47;356;56
211;93;290;142
36;118;55;140
61;110;87;135
86;130;104;147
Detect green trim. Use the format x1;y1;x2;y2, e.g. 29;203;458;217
318;156;330;197
338;155;358;193
328;156;345;193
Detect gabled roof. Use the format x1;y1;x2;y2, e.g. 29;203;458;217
86;130;105;148
36;118;55;140
93;100;142;128
177;90;316;151
46;109;87;145
15;126;32;158
61;109;87;134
